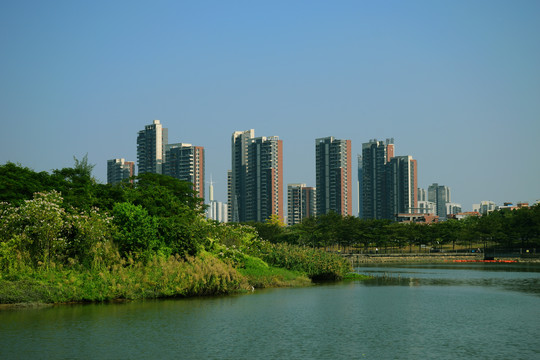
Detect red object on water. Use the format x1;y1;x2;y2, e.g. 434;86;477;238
451;260;512;263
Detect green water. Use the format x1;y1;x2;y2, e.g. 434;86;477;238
1;263;539;359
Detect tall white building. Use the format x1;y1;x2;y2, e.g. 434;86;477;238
417;188;427;202
207;178;228;223
137;120;168;175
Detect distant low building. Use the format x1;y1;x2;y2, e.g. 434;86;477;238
396;213;439;224
416;200;436;215
454;212;481;220
498;202;530;211
472;201;496;215
446;202;462;217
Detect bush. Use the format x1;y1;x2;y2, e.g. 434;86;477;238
253;242;352;281
112;202;159;261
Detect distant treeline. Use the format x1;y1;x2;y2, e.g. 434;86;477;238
247;205;540;252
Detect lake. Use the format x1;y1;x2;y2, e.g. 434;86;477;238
1;263;539;359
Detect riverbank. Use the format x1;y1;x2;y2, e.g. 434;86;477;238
342;253;540;264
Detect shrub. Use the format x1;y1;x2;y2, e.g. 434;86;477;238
253;242;352;281
112;202;159;261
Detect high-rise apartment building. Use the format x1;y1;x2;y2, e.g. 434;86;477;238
164;143;205;199
107;158;135;185
362;138;419;220
227;170;234;222
137;120;168;175
287;184;316;225
385;155;418;218
428;183;451;219
315;136;352;216
361;138;394;219
228;129;283;223
357;154;363;218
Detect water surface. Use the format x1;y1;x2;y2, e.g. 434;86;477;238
1;263;539;359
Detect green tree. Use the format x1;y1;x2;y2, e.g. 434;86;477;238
112;202;159;260
0;162;55;204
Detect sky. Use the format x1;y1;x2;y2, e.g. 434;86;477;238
1;0;539;212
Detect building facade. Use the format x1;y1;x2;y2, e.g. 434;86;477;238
107;158;135;185
472;200;496;215
136;120;168;175
357;154;363;218
428;183;451;219
446;202;462;217
361;138;394;219
417;200;436;214
417;187;427;202
315;136;352;216
385;155;418;219
287;184;316;225
228;130;283;223
164;143;205;199
208;201;228;223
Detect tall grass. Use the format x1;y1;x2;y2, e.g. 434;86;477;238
250;242;353;281
0;253;250;304
236;254;311;288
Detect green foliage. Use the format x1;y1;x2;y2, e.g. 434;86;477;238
0;191;67;268
251;241;352;281
273;205;540;251
0;163;56;204
237;254;311;288
127;173;205;216
63;207;114;268
0;253;249;303
112;202;159;260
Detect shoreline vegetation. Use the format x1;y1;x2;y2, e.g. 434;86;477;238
342;253;540;264
0;161;356;307
1;161;538;307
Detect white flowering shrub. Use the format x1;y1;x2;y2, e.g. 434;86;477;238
64;207;115;268
0;191;66;269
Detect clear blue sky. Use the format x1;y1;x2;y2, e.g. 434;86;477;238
1;0;539;211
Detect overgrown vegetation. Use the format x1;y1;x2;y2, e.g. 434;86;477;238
0;161;351;304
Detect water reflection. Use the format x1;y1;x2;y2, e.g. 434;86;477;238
356;263;540;295
1;264;540;360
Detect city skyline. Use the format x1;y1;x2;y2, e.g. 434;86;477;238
1;1;539;211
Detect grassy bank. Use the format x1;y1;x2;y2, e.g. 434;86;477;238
0;243;353;304
0;253;250;304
